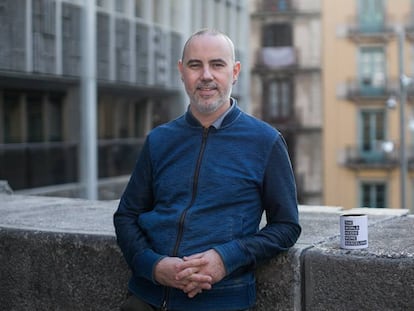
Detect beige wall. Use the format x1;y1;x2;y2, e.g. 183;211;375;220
323;0;414;209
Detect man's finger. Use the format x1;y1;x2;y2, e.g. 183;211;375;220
176;257;208;271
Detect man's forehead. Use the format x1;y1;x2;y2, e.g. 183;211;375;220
183;34;233;60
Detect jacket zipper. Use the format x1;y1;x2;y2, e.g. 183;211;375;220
160;127;210;311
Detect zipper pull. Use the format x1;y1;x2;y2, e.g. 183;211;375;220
161;300;168;311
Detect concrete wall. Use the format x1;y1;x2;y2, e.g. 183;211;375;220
1;190;413;310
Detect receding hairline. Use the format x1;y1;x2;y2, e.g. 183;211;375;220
181;29;236;62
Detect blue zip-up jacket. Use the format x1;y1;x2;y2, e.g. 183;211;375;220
114;101;301;311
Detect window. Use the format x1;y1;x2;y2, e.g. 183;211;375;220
153;0;162;24
1;91;66;190
262;23;292;47
263;79;293;121
169;0;180;30
98;100;114;139
96;0;109;9
359;109;386;161
135;0;144;18
2;92;64;143
360;182;386;208
359;46;385;95
115;0;126;13
358;0;384;32
27;94;43;142
135;100;148;138
3;93;22;143
118;103;130;138
48;95;63;142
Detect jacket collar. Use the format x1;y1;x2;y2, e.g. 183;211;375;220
185;98;240;128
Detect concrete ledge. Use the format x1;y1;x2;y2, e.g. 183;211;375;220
0;193;412;311
255;248;303;310
0;228;129;310
303;215;414;311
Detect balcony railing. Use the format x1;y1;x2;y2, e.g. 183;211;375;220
254;46;321;73
342;143;403;169
257;0;295;13
343;77;397;101
346;16;394;42
252;0;320;17
403;13;414;40
255;47;298;69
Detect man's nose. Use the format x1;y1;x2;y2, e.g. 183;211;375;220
201;66;213;80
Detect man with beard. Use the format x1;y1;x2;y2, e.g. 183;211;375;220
114;29;301;311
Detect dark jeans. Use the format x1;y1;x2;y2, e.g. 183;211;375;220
120;293;252;311
120;294;158;311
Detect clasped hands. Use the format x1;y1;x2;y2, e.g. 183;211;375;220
154;249;226;298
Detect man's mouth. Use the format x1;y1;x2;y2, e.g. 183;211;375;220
197;85;217;97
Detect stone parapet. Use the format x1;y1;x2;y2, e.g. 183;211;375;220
303;214;414;311
0;193;412;310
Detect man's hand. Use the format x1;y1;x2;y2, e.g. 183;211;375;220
177;249;226;298
154;256;213;296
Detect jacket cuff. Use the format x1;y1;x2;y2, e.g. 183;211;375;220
213;240;249;276
132;249;165;284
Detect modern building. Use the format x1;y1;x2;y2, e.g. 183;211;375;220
323;0;414;209
0;0;249;199
250;0;323;205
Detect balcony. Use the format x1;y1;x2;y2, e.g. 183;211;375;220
342;77;397;102
253;0;294;15
406;27;414;41
343;141;414;169
404;78;414;98
346;17;394;43
264;115;301;133
254;46;321;75
401;14;414;41
251;0;320;18
256;46;297;68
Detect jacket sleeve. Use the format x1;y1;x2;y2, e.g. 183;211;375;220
214;133;301;276
113;138;165;283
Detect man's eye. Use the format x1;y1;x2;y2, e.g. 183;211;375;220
213;63;225;68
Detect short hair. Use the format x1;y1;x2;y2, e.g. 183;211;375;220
181;29;236;62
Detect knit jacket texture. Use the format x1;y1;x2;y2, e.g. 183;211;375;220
114;101;301;311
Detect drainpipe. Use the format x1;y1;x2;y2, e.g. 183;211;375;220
79;0;98;200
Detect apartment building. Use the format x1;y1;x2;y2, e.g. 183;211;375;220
0;0;249;197
323;0;414;209
250;0;323;205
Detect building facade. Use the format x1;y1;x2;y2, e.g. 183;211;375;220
0;0;249;198
323;0;414;209
250;0;323;205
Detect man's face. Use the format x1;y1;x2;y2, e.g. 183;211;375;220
178;34;240;115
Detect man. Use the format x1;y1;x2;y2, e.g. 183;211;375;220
114;29;301;311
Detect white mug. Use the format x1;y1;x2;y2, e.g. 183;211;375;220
340;214;368;249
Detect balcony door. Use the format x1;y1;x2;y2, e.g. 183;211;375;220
359;110;386;161
359;46;385;96
358;0;384;32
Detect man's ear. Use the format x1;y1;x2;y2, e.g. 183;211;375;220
177;60;184;77
233;61;241;84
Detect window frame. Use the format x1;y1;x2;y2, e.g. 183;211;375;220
359;180;387;208
262;77;294;123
